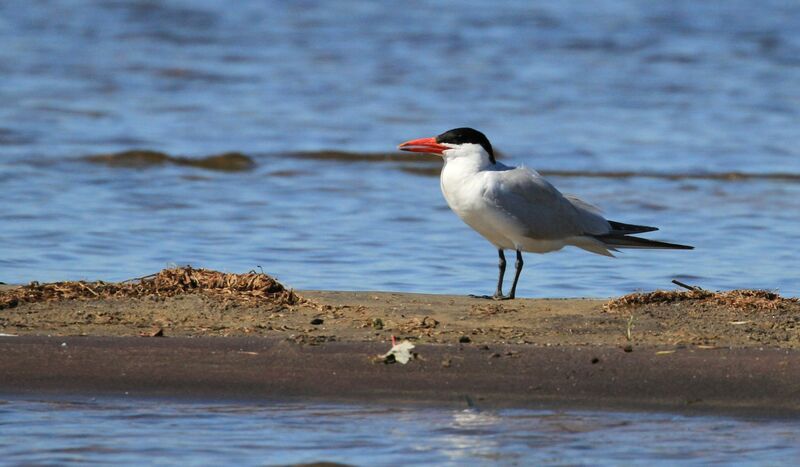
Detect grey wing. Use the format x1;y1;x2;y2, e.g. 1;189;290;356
483;167;611;239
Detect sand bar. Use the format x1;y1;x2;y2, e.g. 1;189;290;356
2;268;798;415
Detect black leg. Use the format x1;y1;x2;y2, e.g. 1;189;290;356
493;249;506;298
481;249;523;301
470;249;509;299
507;250;524;299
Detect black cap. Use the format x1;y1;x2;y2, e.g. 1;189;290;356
435;128;495;163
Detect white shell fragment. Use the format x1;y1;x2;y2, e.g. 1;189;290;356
381;340;416;364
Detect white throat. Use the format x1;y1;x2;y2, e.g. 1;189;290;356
441;143;495;172
439;144;498;218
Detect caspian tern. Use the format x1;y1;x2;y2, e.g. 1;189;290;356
398;127;693;300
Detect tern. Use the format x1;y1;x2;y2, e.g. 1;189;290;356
398;127;693;300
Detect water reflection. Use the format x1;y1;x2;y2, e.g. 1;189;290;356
1;398;799;465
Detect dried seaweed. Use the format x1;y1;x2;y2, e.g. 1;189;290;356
605;288;796;312
0;267;302;310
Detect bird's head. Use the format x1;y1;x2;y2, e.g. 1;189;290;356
398;127;495;164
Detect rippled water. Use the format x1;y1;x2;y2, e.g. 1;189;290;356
1;0;799;297
1;398;799;465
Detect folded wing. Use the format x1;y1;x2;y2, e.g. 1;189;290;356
483;166;693;252
483;166;611;240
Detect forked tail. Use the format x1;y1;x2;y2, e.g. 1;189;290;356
593;234;694;250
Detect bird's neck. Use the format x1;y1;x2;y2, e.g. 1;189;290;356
442;153;495;177
440;155;497;206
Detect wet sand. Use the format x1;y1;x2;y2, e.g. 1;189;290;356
1;336;798;416
2;272;799;414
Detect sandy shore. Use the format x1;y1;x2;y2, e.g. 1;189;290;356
2;269;799;414
2;287;798;349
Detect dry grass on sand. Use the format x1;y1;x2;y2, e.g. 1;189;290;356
605;287;798;312
0;266;301;311
604;286;800;348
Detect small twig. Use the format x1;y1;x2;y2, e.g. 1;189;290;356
672;279;703;292
247;266;266;276
626;314;634;341
121;273;158;284
77;282;100;297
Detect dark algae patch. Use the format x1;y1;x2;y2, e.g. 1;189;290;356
84;150;256;172
292;150;434;163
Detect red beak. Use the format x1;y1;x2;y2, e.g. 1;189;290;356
397;137;449;155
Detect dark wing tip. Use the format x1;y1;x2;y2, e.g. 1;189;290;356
608;220;659;234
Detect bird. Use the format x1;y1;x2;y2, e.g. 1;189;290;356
398;127;693;300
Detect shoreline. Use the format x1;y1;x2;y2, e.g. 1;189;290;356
2;268;799;416
2;335;798;417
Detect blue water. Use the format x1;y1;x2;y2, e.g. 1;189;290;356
1;0;800;297
1;398;799;466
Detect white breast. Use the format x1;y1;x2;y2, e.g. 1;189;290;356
440;158;520;250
